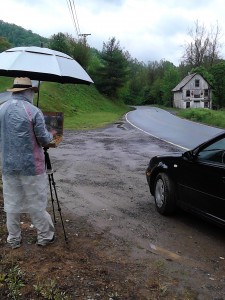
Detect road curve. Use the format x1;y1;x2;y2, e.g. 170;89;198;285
126;106;223;150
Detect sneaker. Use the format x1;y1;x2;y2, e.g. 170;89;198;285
7;239;21;249
37;235;55;247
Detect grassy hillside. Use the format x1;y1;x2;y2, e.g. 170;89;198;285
0;77;130;130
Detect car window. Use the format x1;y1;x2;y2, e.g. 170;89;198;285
197;137;225;164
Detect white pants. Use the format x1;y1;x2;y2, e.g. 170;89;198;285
7;210;55;244
3;174;48;213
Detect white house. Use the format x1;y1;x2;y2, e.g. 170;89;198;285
172;73;212;109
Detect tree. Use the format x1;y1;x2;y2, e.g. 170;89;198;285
145;60;180;106
67;35;91;70
161;65;180;106
150;78;164;105
49;32;91;69
122;58;148;104
49;32;71;56
147;60;164;86
182;20;222;68
94;37;128;98
210;61;225;108
191;66;214;86
0;36;11;52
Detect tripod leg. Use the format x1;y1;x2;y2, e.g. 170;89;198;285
50;173;68;243
48;174;56;224
44;147;68;243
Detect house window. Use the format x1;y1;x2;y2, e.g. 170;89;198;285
204;89;209;96
194;94;200;98
186;90;190;97
195;79;200;87
186;102;190;108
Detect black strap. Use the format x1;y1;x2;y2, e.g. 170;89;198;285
13;84;32;88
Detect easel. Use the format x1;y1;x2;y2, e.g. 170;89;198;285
44;147;68;243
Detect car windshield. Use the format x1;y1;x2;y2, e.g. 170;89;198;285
198;137;225;164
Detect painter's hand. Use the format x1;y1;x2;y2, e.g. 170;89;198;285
50;130;57;138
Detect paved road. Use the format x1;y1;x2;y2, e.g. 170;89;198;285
126;106;224;150
0;92;12;104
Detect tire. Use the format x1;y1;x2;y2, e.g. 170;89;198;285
154;173;176;215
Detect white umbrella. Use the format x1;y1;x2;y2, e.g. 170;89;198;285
0;46;93;106
0;46;93;85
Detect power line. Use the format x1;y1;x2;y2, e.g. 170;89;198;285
66;0;80;38
66;0;91;44
66;0;79;37
72;0;81;35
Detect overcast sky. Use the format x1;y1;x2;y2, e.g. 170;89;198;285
1;0;225;66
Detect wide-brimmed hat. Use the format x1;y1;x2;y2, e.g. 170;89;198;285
7;77;38;93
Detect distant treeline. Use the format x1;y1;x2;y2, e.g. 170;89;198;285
0;20;48;47
1;19;225;108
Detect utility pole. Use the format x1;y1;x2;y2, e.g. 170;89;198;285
78;33;91;46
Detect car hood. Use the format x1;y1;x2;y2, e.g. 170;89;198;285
148;151;184;170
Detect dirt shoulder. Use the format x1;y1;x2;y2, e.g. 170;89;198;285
1;120;225;300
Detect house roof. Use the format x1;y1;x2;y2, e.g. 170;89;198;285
172;73;197;92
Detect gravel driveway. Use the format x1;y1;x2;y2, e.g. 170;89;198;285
49;119;225;299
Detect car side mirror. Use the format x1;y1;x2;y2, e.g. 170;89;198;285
182;151;195;161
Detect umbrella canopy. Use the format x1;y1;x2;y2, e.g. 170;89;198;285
0;46;93;85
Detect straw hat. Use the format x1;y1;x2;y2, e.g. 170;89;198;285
7;77;38;93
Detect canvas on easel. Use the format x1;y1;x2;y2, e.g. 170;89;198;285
43;112;64;147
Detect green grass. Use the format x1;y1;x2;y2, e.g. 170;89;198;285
0;77;13;91
177;108;225;128
0;77;130;130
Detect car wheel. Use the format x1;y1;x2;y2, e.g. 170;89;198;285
154;173;176;215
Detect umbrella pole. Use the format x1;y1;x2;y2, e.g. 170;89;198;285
37;80;41;107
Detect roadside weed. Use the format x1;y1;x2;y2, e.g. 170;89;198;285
33;279;70;300
5;265;25;300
